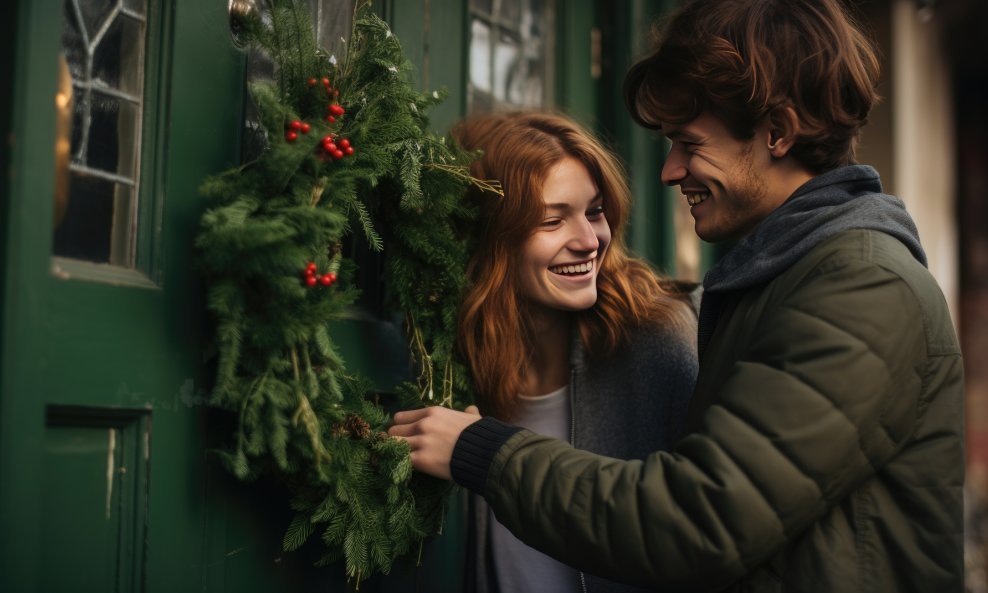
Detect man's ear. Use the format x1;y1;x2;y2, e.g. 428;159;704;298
766;105;800;158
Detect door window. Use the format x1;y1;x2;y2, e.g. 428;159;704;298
56;0;148;269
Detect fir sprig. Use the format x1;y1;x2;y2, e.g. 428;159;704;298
197;0;475;581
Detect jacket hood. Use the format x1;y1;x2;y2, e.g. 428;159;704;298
703;165;927;294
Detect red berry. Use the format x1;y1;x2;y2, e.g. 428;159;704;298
307;78;317;86
328;104;345;116
290;120;302;130
328;272;337;282
322;77;330;87
332;150;344;160
285;131;298;142
325;143;338;152
319;274;332;286
305;275;318;287
338;138;350;149
300;123;310;134
306;262;317;274
344;146;354;156
334;89;340;97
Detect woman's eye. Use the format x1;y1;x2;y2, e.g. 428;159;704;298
587;206;605;219
539;218;562;228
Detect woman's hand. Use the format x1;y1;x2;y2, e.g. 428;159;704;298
388;405;481;480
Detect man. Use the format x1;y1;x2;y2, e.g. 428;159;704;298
389;0;964;590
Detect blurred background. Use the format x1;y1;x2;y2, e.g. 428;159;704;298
1;0;985;591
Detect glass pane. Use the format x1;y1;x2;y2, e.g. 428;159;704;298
469;88;493;114
54;175;135;266
124;0;145;15
468;0;552;113
62;3;88;79
71;92;141;179
525;0;546;37
93;14;145;95
74;0;115;40
499;0;521;26
493;31;519;102
471;0;493;16
308;0;355;59
57;0;147;267
469;18;492;93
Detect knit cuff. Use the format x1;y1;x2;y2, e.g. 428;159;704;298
450;417;523;495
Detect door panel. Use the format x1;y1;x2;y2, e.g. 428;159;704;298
42;407;150;593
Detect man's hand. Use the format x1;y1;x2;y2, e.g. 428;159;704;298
388;405;481;480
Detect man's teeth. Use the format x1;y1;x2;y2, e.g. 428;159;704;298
550;261;593;275
685;192;709;206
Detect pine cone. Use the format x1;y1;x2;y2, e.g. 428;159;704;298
341;414;372;440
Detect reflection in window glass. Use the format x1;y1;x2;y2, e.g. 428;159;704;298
493;32;518;102
470;19;492;93
468;0;553;113
470;0;493;16
56;0;148;267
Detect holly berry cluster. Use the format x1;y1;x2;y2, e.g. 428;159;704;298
281;75;357;163
302;261;337;288
308;76;344;123
284;119;311;142
318;135;354;162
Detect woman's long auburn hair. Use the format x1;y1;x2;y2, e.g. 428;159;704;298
453;112;692;420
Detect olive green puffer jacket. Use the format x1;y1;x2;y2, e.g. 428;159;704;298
453;228;963;592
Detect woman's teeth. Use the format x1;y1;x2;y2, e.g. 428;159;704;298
686;192;709;206
549;261;593;275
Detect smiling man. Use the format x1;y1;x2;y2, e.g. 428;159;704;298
389;1;964;591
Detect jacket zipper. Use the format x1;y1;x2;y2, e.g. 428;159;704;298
569;366;589;593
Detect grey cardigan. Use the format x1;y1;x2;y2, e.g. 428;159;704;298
466;290;700;593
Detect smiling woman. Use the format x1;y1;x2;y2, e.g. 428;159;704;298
517;156;611;316
448;111;699;593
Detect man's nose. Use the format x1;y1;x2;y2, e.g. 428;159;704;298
661;148;687;186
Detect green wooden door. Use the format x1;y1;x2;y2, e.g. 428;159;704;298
0;1;255;591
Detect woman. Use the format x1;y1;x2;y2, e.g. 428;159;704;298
451;111;698;593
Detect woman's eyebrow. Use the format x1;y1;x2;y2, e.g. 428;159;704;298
544;194;602;212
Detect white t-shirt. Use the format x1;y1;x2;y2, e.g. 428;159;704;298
489;384;579;593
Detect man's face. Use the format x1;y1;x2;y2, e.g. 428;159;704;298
660;112;776;243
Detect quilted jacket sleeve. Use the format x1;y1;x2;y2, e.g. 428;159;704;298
451;243;929;591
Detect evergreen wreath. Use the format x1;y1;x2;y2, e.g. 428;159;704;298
195;0;494;581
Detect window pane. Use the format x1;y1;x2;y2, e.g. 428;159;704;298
93;14;145;96
471;0;493;16
467;0;553;113
57;0;147;268
123;0;144;14
493;31;519;102
469;18;492;93
54;176;135;266
74;0;115;39
499;0;521;26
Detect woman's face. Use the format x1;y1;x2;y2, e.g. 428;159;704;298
517;157;611;316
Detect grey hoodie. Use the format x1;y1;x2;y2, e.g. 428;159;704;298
698;164;926;356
